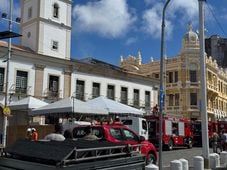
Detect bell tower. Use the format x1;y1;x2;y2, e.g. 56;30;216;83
20;0;72;60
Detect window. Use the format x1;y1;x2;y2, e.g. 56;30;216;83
190;93;197;105
49;75;59;97
133;89;139;107
107;85;115;100
190;70;197;82
169;94;174;106
28;7;32;19
175;93;179;106
0;68;4;92
120;87;128;104
122;129;138;141
92;82;100;99
145;91;150;108
76;80;85;100
109;128;123;140
53;3;59;18
168;72;173;83
52;41;58;50
16;71;28;94
174;71;178;82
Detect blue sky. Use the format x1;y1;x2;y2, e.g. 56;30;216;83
0;0;227;66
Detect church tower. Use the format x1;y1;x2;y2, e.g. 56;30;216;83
20;0;72;60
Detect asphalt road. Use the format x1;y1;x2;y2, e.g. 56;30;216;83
160;147;213;168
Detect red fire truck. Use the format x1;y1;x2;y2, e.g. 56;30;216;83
145;115;193;150
191;120;218;147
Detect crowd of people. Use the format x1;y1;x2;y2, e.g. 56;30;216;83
211;129;227;153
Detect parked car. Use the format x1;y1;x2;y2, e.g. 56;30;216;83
72;123;158;164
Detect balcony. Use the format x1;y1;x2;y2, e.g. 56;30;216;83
207;81;218;94
185;81;200;88
166;81;182;89
44;88;62;100
166;106;183;112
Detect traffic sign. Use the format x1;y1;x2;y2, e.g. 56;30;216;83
3;106;11;116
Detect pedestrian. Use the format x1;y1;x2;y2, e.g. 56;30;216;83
220;129;227;151
31;128;38;141
44;123;65;141
83;126;99;140
26;128;32;140
211;132;219;153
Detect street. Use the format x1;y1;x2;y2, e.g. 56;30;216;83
161;147;213;168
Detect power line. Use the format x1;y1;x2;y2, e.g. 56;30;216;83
205;1;227;37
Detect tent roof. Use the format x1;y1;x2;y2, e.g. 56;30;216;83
87;96;144;116
30;97;108;116
9;96;48;110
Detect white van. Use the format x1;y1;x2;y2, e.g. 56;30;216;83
120;116;148;140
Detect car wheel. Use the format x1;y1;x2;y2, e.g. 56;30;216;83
146;152;156;165
168;139;173;151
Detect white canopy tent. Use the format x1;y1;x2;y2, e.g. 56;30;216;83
30;97;108;116
86;96;144;116
8;96;48;110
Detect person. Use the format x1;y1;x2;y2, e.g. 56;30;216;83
26;128;32;140
220;129;227;151
44;123;65;141
64;129;73;139
211;132;219;153
31;128;38;141
152;104;159;115
83;126;99;140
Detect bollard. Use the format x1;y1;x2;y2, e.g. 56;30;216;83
220;151;227;166
170;160;182;170
209;153;220;169
145;164;159;170
179;158;188;170
193;156;204;170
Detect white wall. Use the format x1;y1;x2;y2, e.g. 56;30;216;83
72;71;157;107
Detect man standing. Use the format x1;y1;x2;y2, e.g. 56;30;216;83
31;128;38;141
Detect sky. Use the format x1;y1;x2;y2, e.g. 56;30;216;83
0;0;227;66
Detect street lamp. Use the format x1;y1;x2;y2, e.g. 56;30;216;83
198;0;210;168
159;0;171;169
0;0;21;148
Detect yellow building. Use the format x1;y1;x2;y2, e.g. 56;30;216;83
120;24;227;121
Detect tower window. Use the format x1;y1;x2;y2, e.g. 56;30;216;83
28;7;32;19
52;41;58;50
53;3;59;18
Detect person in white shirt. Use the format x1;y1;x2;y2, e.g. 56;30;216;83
44;123;65;141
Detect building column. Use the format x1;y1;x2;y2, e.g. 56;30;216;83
63;68;72;98
34;64;45;98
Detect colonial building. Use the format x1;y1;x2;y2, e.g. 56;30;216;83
0;0;159;130
120;23;227;121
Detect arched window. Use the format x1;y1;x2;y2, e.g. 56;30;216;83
53;3;59;18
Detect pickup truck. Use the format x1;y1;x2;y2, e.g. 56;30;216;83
0;139;146;170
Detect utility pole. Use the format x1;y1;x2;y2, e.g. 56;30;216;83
2;0;13;148
159;0;171;169
198;0;210;168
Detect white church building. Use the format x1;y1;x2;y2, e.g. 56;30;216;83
0;0;159;129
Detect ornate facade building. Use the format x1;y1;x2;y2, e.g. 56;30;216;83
120;24;227;121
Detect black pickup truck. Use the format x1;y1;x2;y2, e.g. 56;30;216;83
0;139;145;170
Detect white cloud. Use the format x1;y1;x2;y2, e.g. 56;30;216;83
72;0;136;38
125;37;137;45
142;0;198;39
